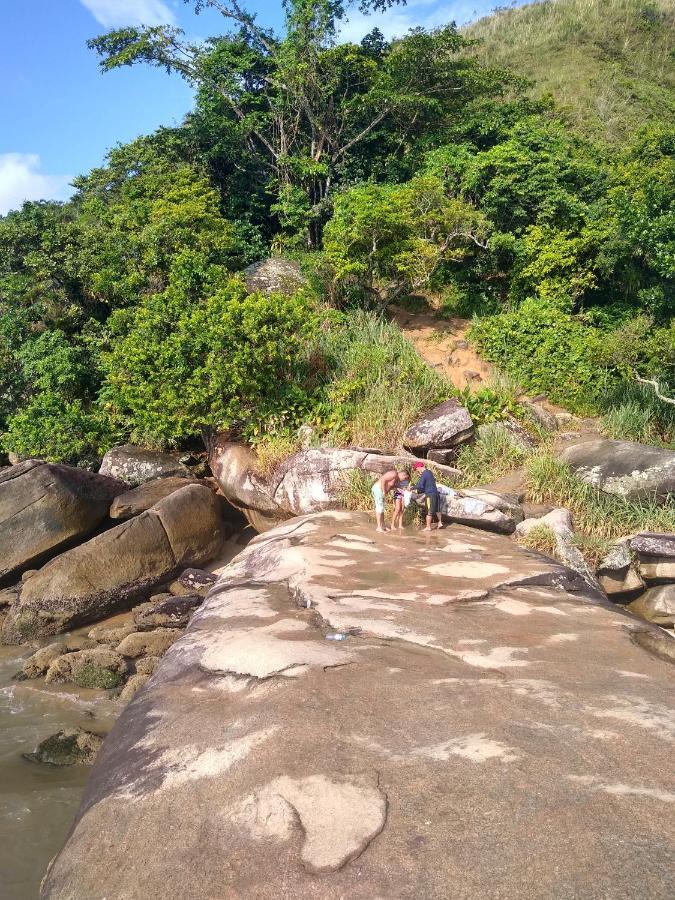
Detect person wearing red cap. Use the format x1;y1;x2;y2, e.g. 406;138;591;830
412;461;443;531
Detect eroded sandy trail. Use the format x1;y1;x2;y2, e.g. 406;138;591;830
390;302;495;391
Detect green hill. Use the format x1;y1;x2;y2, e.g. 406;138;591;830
465;0;675;145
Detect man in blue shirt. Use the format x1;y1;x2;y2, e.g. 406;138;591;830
412;461;443;531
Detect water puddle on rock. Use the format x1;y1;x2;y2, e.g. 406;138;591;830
0;643;120;899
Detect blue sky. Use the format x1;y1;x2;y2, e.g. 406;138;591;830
0;0;528;214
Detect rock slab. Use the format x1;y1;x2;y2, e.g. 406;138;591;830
0;460;125;584
42;512;674;900
2;485;229;643
99;445;191;485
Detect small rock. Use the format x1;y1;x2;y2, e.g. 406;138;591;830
21;569;38;582
119;673;151;703
116;629;182;659
88;622;137;645
630;533;675;582
18;642;64;679
522;401;558;432
135;656;160;676
23;727;103;766
177;568;218;596
464;370;481;384
453;340;469;350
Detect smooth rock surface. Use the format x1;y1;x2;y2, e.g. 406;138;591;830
43;512;673;900
2;485;229;642
109;476;202;520
403;398;474;451
99;445;191;485
0;460;125;584
561;439;675;503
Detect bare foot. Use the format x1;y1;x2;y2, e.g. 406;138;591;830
376;527;386;533
437;523;444;529
423;527;433;532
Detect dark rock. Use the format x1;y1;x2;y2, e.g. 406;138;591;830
133;594;202;630
109;476;203;520
2;485;230;643
177;568;218;595
403;399;474;451
23;727;103;766
427;449;457;466
0;460;126;585
627;585;675;626
561;440;675;503
522;401;558;432
99;445;192;485
597;541;645;600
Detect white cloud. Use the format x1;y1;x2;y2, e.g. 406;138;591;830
80;0;177;28
0;154;73;216
340;1;492;43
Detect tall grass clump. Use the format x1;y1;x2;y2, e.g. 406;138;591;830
600;381;675;447
525;452;675;537
315;311;452;450
455;422;531;487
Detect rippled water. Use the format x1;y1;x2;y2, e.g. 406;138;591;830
0;644;119;899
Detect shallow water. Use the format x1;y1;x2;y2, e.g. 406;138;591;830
0;644;119;899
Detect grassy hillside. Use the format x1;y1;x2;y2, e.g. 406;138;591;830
466;0;675;145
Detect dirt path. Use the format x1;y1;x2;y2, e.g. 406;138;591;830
391;300;603;450
391;302;495;392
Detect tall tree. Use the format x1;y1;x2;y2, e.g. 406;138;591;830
88;0;494;245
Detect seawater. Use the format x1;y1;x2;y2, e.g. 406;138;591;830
0;644;119;899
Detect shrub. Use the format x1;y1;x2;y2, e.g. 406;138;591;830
100;278;317;447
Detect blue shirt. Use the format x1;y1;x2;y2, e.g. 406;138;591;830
416;469;438;496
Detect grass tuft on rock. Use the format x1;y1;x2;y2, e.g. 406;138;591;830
517;524;559;559
72;664;124;691
455;423;530;488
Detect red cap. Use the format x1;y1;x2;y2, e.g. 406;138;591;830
412;461;425;469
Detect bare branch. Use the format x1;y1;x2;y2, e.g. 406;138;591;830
634;373;675;406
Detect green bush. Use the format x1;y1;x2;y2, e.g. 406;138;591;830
100;277;318;447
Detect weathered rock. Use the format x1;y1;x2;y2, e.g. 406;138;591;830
99;445;192;485
24;728;103;766
0;585;19;608
522;401;558;432
243;257;305;295
116;629;182;659
18;642;64;679
45;647;128;689
119;673;151;704
403;399;474;451
0;460;125;584
597;541;645;600
209;438;460;530
478;419;538;453
135;656;160;676
88;622;136;645
438;487;519;534
561;439;675;503
109;476;203;520
42;512;672;900
133;595;202;630
630;532;675;582
627;585;675;626
2;485;229;643
426;448;456;465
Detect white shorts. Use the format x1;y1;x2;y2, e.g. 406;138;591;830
371;483;385;514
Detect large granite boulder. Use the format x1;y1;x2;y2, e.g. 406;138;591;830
2;485;229;643
0;460;126;584
41;512;673;900
109;476;203;520
403;398;474;452
560;438;675;503
208;438;462;531
99;445;191;485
